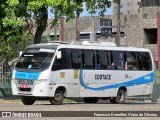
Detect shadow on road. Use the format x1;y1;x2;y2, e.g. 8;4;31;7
35;100;160;106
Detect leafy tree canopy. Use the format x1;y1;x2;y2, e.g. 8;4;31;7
0;0;120;62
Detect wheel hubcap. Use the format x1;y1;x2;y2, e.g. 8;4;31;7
118;93;124;101
55;93;61;101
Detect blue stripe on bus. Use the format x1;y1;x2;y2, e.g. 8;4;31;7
79;69;154;91
15;71;41;80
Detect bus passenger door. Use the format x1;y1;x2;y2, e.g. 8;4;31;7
66;70;80;97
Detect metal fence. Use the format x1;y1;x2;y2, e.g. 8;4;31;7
0;71;12;97
0;59;12;86
0;72;12;86
152;70;160;102
0;59;12;97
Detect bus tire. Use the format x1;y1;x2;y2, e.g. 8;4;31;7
50;90;64;105
115;89;126;104
21;96;35;105
110;90;126;104
83;97;99;103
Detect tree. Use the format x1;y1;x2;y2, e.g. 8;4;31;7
27;0;63;44
2;0;120;47
0;0;32;62
27;0;120;43
74;0;83;40
85;0;112;16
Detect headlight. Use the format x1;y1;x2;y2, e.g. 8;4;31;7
36;79;48;84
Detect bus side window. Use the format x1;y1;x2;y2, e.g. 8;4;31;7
82;50;95;69
52;48;70;71
97;50;108;70
125;52;137;70
71;49;81;69
111;51;121;70
120;52;126;70
136;52;152;70
96;51;100;69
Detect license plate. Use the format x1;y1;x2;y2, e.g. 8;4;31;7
20;84;28;88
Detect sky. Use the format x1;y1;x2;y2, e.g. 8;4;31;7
80;2;113;16
48;3;113;19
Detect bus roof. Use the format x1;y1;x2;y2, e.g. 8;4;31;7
27;43;59;49
26;41;151;52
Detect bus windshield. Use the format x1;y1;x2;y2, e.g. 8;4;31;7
15;48;55;72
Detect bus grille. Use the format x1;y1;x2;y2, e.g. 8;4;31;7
17;79;34;85
17;79;35;92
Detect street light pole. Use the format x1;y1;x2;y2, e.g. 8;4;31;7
157;12;160;69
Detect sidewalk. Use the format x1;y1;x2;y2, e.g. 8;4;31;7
0;96;21;104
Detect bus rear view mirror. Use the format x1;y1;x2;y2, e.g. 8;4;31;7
19;51;22;57
57;51;62;59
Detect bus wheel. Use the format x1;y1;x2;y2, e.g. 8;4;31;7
21;96;35;105
110;90;126;104
115;89;126;104
83;97;99;103
50;90;64;105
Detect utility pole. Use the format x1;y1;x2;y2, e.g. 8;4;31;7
54;25;57;40
157;12;160;69
116;1;121;46
76;16;80;40
93;16;96;41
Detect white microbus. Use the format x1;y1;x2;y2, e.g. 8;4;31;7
11;41;154;105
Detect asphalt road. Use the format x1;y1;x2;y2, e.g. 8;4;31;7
0;100;160;120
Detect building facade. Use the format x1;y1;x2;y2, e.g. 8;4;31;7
42;1;160;68
141;0;160;7
113;0;141;15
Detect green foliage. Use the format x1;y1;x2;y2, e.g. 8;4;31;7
50;0;120;23
0;30;33;61
113;0;121;4
0;0;32;61
0;0;120;61
50;0;75;24
7;0;19;6
85;0;113;16
27;0;62;10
